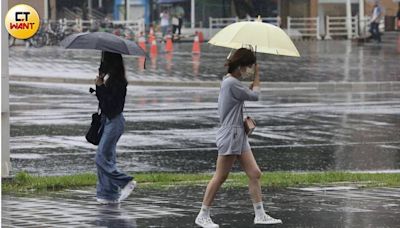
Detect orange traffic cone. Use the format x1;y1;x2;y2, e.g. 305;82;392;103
192;34;201;54
197;31;204;43
148;26;155;44
138;34;146;51
165;35;173;52
150;39;158;56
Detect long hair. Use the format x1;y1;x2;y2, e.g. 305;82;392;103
99;51;128;87
225;48;256;74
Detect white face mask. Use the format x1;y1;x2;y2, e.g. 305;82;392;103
241;66;255;79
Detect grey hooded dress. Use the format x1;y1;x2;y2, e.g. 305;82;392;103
216;74;260;155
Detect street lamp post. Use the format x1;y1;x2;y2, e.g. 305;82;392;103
191;0;195;28
1;0;10;178
88;0;93;19
346;0;352;39
359;0;365;36
44;0;48;20
126;0;130;21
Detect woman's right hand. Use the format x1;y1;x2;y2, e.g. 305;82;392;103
95;76;104;86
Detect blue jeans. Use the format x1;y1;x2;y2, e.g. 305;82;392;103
96;113;133;200
370;22;381;43
161;26;168;38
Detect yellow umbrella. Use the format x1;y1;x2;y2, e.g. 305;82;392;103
208;19;300;57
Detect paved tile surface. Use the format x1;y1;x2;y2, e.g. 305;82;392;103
8;32;400;83
9;81;400;175
3;186;400;227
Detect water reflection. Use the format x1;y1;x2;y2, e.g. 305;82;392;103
138;56;145;72
397;36;400;53
192;54;200;78
93;205;137;228
165;53;173;73
150;54;157;70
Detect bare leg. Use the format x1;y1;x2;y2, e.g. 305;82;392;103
238;150;282;224
202;155;237;206
238;150;262;203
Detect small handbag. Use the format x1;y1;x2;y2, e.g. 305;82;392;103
243;104;256;135
85;106;104;145
244;116;256;135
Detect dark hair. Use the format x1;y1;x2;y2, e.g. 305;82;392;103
226;48;256;73
99;51;127;87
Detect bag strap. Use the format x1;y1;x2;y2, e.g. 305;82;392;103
243;102;249;117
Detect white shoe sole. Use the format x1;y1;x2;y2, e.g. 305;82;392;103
119;181;137;202
195;219;219;228
254;220;283;225
195;221;219;228
96;198;120;205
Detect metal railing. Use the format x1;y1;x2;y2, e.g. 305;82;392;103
113;19;146;34
287;17;321;39
238;16;281;26
208;15;389;40
325;16;358;39
56;18;145;35
209;17;239;29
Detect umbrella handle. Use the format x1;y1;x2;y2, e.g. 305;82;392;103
254;46;257;63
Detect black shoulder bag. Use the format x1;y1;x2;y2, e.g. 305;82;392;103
86;104;104;145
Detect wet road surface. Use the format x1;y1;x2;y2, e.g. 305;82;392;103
9;81;400;175
9;33;400;83
7;32;400;175
3;186;400;227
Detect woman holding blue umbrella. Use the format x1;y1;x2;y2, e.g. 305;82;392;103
94;51;136;204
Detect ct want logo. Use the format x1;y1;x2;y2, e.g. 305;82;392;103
5;4;40;40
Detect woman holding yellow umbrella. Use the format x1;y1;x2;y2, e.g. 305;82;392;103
195;18;299;227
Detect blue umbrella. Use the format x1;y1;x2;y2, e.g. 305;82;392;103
60;32;146;56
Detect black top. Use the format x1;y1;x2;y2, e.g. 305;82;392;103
96;81;127;119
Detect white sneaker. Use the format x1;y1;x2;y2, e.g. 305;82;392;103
119;180;137;202
195;214;219;228
96;198;120;205
254;213;282;225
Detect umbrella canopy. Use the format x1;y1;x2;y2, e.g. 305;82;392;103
60;32;146;56
208;20;300;57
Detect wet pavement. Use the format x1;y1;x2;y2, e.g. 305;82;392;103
6;33;400;176
9;80;400;175
9;32;400;83
2;186;400;227
4;31;400;228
